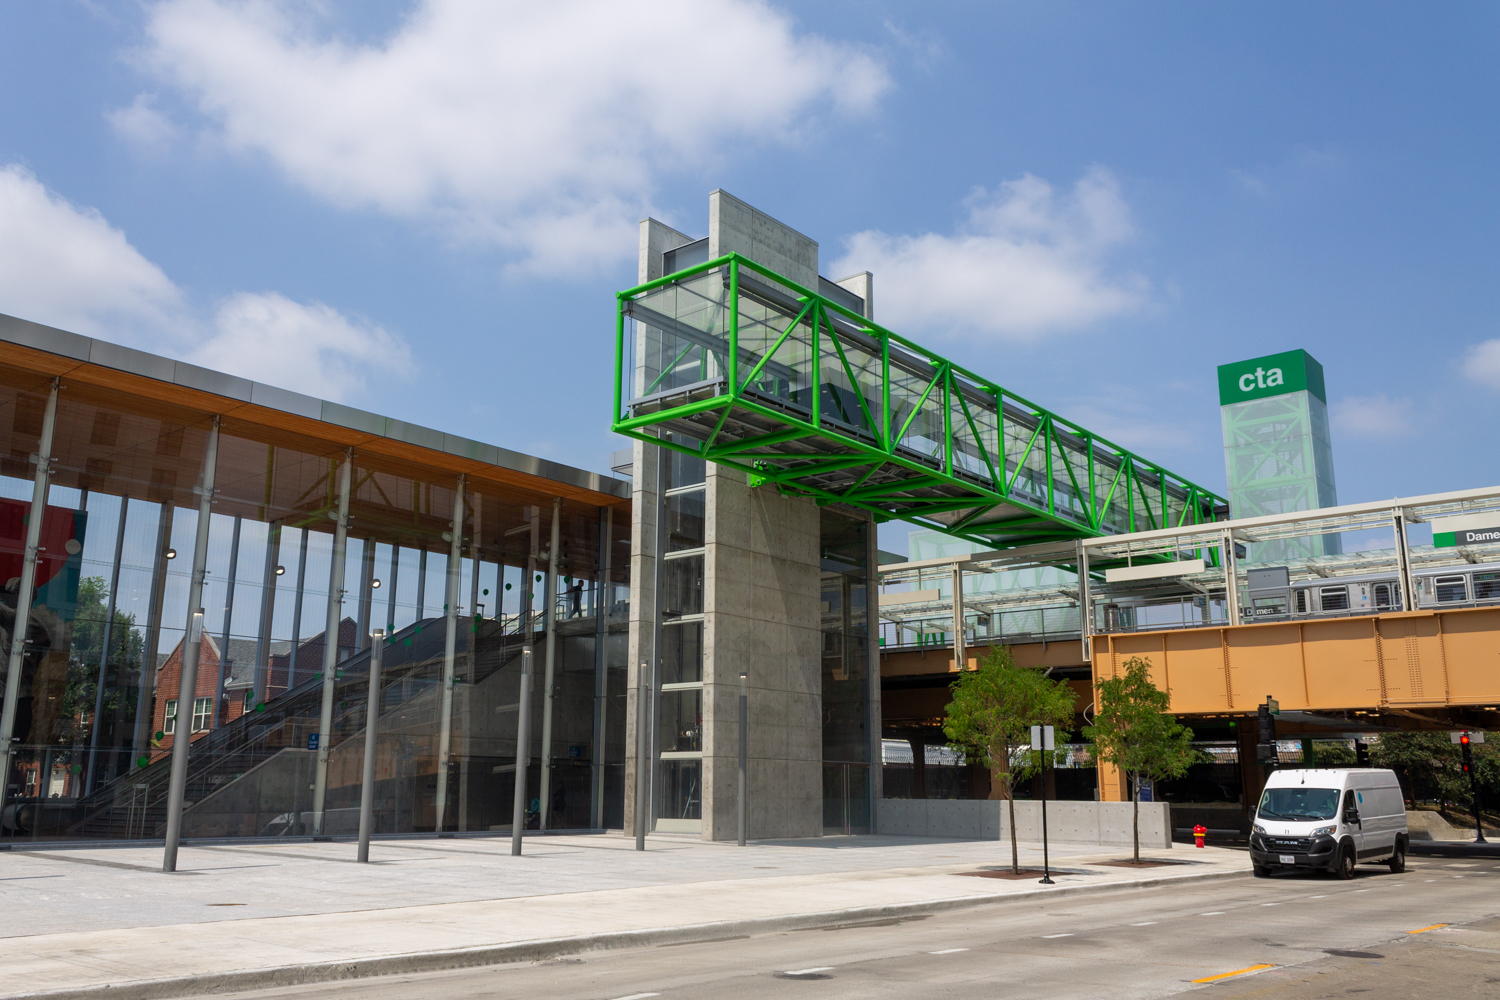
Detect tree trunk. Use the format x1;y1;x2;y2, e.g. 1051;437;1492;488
1132;773;1140;863
1008;790;1019;874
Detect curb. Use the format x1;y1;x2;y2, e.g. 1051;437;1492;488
4;866;1249;1000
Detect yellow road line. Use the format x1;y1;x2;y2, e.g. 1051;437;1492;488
1407;923;1448;934
1191;964;1275;984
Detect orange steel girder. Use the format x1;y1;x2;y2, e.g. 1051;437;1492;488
1093;605;1500;716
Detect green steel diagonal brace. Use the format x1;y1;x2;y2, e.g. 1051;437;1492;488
736;298;815;398
826;304;884;449
955;388;1000;490
1006;420;1045;496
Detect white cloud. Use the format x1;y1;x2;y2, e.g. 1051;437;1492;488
0;164;405;402
1462;339;1500;390
134;0;890;274
106;93;178;149
193;293;410;401
829;168;1149;340
1062;400;1200;457
1330;394;1417;440
0;165;182;336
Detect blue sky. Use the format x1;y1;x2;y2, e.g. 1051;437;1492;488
3;1;1499;558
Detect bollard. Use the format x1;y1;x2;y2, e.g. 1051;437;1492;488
1193;823;1207;848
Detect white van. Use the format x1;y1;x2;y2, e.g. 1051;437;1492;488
1249;768;1408;879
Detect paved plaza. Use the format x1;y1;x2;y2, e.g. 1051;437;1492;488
0;833;1248;998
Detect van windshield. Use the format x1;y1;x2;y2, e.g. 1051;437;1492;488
1257;787;1340;821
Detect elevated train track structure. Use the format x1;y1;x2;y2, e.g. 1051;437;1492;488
614;254;1225;548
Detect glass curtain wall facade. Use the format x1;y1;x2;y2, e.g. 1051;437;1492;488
0;359;629;842
655;443;705;831
820;511;871;835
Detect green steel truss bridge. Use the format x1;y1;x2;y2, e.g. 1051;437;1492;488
614;254;1226;547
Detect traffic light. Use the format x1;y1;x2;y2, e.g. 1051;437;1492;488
1460;732;1474;774
1355;741;1370;767
1256;701;1278;764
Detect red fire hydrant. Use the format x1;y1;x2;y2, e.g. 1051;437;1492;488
1193;824;1207;848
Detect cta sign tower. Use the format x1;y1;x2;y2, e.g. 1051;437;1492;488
1217;350;1340;562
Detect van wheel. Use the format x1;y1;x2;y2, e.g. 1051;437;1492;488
1388;843;1406;874
1334;845;1356;880
1253;864;1271;878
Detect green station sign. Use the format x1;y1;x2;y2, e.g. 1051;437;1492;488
1431;514;1500;548
1217;349;1326;405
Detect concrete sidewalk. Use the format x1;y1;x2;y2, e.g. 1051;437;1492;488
0;833;1249;1000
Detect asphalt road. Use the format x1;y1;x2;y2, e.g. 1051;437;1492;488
221;858;1500;1000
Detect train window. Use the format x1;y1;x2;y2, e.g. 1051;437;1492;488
1373;583;1396;608
1435;575;1468;603
1294;589;1308;614
1475;572;1500;601
1319;586;1349;612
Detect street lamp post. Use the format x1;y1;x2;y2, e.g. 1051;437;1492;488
1032;724;1055;885
738;670;748;847
357;629;386;863
635;661;651;851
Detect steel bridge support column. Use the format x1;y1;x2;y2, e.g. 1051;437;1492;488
1222;530;1242;627
1392;509;1417;611
950;563;966;671
1076;540;1092;663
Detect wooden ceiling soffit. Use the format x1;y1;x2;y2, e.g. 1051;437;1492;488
6;351;627;511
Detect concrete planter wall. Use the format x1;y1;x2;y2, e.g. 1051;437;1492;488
876;798;1172;849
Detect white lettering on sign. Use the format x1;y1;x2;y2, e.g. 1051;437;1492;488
1237;366;1285;393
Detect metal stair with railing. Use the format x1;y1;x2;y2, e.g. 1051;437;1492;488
68;610;540;840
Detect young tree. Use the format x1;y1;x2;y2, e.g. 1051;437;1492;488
1084;656;1200;862
944;645;1076;873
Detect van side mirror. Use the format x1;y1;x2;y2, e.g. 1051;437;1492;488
1344;809;1360;825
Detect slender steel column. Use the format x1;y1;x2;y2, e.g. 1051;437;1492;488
356;539;376;652
1076;540;1092;662
252;520;282;706
385;544;399;632
311;451;353;834
637;446;666;851
537;496;561;830
1392;509;1417;611
510;506;539;855
590;507;610;829
163;416;221;872
287;528;309;689
357;628;386;862
133;504;174;762
950;563;966;670
416;549;427;618
738;670;748;847
85;495;130;795
469;498;482;623
634;660;651;851
1222;530;1242;627
0;378;59;818
213;516;242;725
434;476;465;833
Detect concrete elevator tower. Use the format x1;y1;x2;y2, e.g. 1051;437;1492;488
626;192;882;841
1217;349;1340;562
